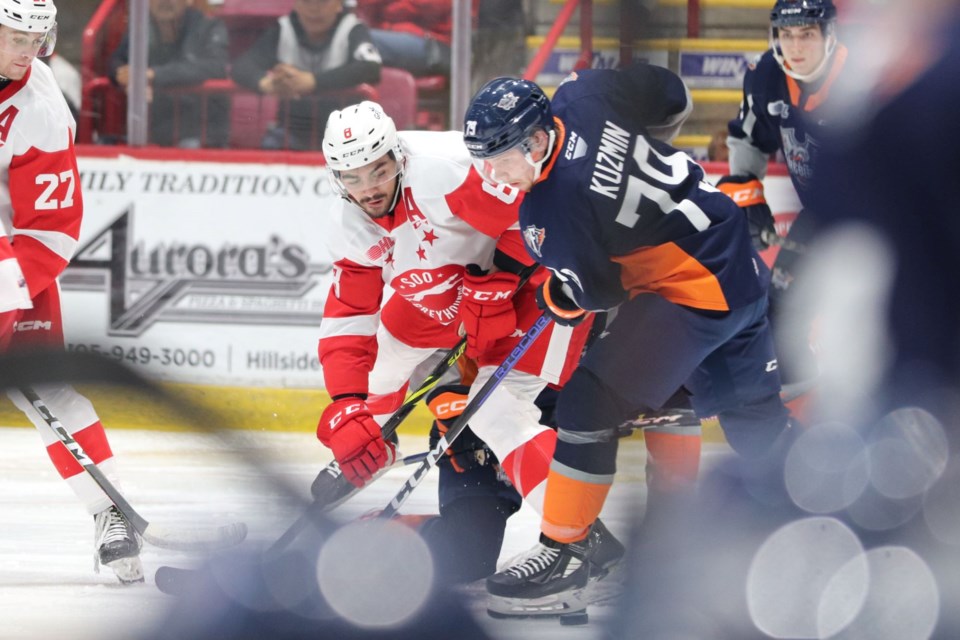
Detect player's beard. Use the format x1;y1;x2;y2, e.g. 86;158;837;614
358;181;398;219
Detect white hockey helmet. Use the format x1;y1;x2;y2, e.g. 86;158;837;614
323;100;403;171
0;0;57;57
323;101;405;202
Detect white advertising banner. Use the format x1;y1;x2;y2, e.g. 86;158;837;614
64;152;342;388
62;153;801;389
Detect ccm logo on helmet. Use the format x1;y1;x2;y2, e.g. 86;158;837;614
30;14;52;20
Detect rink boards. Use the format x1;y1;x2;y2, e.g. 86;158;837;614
0;148;797;439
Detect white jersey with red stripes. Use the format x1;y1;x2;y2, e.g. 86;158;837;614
0;59;82;301
318;130;591;513
331;130;518;321
318;130;586;399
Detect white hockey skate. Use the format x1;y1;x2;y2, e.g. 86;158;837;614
486;519;625;622
94;505;144;584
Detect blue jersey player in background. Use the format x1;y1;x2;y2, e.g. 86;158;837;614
462;64;792;616
718;0;847;397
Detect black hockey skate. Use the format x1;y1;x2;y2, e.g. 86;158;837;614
486;518;625;620
94;505;143;584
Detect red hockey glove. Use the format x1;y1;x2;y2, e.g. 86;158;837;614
460;267;520;358
317;398;396;487
536;273;586;327
716;174;777;251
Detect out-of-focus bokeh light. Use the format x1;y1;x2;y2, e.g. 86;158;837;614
747;517;866;638
924;461;960;546
785;421;870;514
316;518;434;629
821;546;939;640
789;223;894;423
868;408;949;500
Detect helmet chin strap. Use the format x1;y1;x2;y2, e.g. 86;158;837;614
524;129;556;183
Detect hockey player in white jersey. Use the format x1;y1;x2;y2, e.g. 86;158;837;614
0;0;142;584
315;102;623;567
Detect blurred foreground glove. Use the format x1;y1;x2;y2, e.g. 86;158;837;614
317;398;396;487
716;174;777;251
536;273;586;327
460;267;520;358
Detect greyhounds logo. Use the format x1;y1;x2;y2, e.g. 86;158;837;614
392;264;464;325
523;224;546;258
62;206;332;336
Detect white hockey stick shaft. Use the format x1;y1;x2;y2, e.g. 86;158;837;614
20;386;247;552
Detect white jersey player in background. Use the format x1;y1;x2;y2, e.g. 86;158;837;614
315;102;622;564
0;0;142;584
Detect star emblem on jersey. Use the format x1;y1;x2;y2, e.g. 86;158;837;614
497;93;519;111
422;229;438;245
523;224;546;258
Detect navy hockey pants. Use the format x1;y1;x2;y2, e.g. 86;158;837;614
554;292;790;477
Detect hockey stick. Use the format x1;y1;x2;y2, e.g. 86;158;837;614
262;338;468;560
308;265;539;508
379;312;553;519
309;338;468;506
20;386;248;552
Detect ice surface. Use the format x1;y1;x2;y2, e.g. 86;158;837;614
0;426;677;640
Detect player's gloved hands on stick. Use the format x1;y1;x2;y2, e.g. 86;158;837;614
536;274;586;327
460;265;520;358
317;397;396;487
716;174;777;251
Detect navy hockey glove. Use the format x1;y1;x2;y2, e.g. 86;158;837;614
536;274;586;327
716;174;777;251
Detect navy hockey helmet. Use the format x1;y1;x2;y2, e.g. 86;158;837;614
463;77;554;160
771;0;837;29
769;0;838;82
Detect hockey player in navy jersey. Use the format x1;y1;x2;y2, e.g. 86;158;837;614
462;65;792;613
718;0;848;392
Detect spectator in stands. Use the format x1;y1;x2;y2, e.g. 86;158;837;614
231;0;381;151
356;0;477;78
109;0;230;148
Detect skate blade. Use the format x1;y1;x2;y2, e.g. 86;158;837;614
106;556;145;584
486;591;587;619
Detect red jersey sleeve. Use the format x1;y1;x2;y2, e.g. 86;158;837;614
9;140;82;298
445;165;524;239
318;258;386;398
